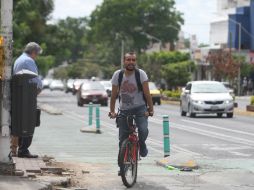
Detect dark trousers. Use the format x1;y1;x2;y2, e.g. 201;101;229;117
18;136;33;154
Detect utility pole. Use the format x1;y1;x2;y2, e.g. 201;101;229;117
237;23;241;96
121;40;124;69
0;0;13;167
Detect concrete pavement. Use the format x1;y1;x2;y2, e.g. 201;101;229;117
2;90;252;190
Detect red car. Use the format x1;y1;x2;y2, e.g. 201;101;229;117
77;81;108;107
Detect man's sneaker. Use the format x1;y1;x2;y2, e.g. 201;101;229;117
140;146;148;157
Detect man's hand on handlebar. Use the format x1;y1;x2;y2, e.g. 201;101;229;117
108;112;117;119
145;111;154;117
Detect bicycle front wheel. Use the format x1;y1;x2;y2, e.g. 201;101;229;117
119;138;138;188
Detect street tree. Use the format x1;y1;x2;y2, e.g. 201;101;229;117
13;0;54;56
206;50;241;81
87;0;184;67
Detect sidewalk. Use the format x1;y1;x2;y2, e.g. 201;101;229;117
0;156;71;190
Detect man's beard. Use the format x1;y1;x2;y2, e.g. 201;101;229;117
125;64;136;71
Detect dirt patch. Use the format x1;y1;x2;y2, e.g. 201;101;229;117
51;161;119;189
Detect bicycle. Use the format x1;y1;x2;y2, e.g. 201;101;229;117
117;114;142;188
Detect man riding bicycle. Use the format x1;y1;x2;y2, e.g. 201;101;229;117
109;52;154;158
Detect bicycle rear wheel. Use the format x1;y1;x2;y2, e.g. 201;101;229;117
119;138;138;188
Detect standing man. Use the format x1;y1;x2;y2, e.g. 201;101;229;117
11;42;43;158
109;52;154;160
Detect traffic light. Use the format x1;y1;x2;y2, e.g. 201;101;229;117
0;36;4;79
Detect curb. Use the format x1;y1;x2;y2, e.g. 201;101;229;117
38;104;63;115
80;126;101;134
155;152;198;171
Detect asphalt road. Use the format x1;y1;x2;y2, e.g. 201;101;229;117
32;90;254;190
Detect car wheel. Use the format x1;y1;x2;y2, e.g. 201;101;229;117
102;101;108;107
180;103;187;116
217;113;223;118
157;99;161;105
188;104;196;118
226;113;233;118
77;99;83;107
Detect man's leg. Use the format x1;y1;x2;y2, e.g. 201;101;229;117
135;114;149;157
10;136;19;157
18;136;38;158
117;114;129;167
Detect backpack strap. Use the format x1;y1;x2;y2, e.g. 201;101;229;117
135;69;143;92
135;69;147;106
118;70;124;90
117;70;124;102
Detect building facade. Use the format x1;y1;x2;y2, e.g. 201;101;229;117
228;0;254;50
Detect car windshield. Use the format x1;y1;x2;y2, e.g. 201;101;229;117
192;83;228;93
149;82;158;90
82;82;104;90
101;81;111;88
52;80;62;84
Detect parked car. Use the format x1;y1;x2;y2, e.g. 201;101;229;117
180;81;234;118
42;78;52;89
76;81;108;107
72;79;87;95
65;79;74;93
49;80;64;91
149;82;161;105
100;80;112;97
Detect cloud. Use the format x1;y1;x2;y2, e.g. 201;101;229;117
175;0;217;44
51;0;217;44
52;0;103;19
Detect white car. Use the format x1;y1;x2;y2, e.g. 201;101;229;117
72;79;87;95
49;80;64;91
42;78;52;89
180;81;234;118
100;80;112;97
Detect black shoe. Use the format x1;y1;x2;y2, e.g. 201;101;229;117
18;153;38;158
140;144;148;157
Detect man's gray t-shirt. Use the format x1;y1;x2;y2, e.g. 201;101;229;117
111;69;148;110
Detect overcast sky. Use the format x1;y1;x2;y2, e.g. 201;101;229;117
52;0;218;44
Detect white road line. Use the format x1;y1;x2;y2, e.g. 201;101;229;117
229;151;252;157
64;110;203;157
181;119;254;137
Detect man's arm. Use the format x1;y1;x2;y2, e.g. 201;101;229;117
110;85;119;116
142;81;154;116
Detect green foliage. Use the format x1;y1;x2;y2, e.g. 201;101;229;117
65;61;101;79
241;63;254;78
162;90;181;98
138;51;191;87
88;0;183;68
53;67;68;79
161;61;195;88
36;55;55;76
251;96;254;105
13;0;54;56
45;17;88;66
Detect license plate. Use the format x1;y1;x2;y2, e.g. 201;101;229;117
211;106;219;110
92;96;98;102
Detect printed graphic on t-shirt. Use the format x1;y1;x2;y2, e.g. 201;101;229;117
121;80;137;106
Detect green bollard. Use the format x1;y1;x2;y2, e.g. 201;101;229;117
88;102;93;126
95;105;101;134
163;115;170;157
